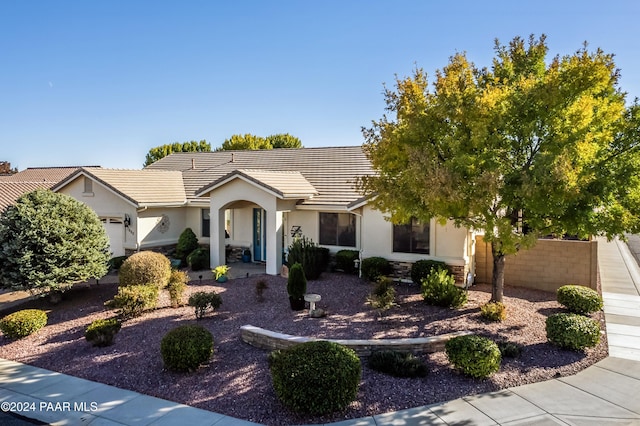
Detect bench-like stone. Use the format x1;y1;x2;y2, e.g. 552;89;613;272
240;324;473;356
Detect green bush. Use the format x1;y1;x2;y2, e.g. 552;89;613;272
361;257;392;281
268;341;361;415
287;236;329;280
496;340;523;358
110;285;159;319
118;251;171;288
188;291;222;319
168;270;189;308
85;318;121;347
160;325;213;372
0;309;47;339
546;313;601;350
108;255;128;271
368;350;428;378
175;228;199;262
287;263;307;299
187;248;209;271
445;334;501;378
421;268;467;308
410;259;447;284
557;285;603;315
335;250;360;274
480;301;507;321
368;277;396;311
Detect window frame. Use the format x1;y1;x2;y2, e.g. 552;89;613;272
392;217;430;254
318;212;356;247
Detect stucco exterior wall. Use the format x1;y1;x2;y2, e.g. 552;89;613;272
137;207;187;249
474;236;598;292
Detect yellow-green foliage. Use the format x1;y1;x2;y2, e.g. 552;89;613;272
0;309;47;339
481;301;507;321
557;285;603;315
85;318;121;347
110;285;159;319
546;313;601;350
118;251;171;288
445;335;501;378
168;270;189;308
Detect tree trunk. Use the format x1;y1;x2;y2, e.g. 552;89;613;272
491;242;506;303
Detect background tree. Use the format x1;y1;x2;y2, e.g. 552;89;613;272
359;35;640;302
219;133;303;150
0;189;110;300
144;140;211;166
266;133;303;148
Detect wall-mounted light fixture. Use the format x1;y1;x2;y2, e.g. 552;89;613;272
124;214;131;227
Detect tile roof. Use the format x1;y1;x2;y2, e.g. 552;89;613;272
53;168;186;207
146;146;374;207
201;169;318;199
0;182;52;212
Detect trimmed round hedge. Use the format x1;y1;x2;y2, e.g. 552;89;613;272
557;285;603;315
445;334;501;378
546;313;601;350
160;325;213;372
0;309;47;339
118;251;171;288
268;341;361;415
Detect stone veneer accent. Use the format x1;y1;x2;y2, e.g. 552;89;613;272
389;261;466;285
240;324;472;356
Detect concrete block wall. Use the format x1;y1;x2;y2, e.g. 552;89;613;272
475;237;597;292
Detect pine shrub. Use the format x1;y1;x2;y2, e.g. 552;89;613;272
368;350;428;378
445;334;501;378
268;341;361;415
160;325;213;372
421;268;467;308
85;318;121;347
187;248;209;271
168;270;189;308
546;313;601;350
0;309;47;339
361;257;392;281
556;285;603;315
287;263;307;299
188;291;222;319
287;236;329;280
335;250;360;274
118;251;171;288
410;259;447;284
175;228;199;262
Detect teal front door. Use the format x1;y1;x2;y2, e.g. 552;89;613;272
253;208;266;261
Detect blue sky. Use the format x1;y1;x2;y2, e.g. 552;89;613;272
2;1;639;170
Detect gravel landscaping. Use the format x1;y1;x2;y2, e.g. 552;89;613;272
0;272;607;425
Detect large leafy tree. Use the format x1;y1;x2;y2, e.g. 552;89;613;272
144;140;211;166
219;133;303;150
359;35;640;302
0;189;110;299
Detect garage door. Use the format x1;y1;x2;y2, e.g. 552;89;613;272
102;218;125;257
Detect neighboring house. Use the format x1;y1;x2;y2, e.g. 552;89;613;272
0;166;99;212
52;147;474;281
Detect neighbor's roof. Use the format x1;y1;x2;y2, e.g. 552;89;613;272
146;146;374;207
53;168;187;207
201;169;319;199
0;182;52;212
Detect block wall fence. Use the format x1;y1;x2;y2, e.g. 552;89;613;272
474;236;598;292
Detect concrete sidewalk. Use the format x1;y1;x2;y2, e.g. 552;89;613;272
1;239;640;425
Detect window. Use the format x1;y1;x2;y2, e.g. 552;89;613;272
393;218;430;254
202;209;210;237
83;177;93;194
319;213;356;247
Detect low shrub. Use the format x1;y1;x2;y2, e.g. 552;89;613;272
168;270;189;308
410;259;447;285
187;248;210;271
557;285;603;315
108;255;128;271
118;251;171;288
110;285;159;319
160;325;213;372
0;309;47;339
335;249;360;274
85;318;121;347
255;279;268;301
176;228;199;262
188;291;223;319
496;340;523;358
268;341;361;415
361;257;392;281
480;301;507;322
421;268;467;308
368;350;428;378
546;313;601;350
368;277;396;311
445;335;501;378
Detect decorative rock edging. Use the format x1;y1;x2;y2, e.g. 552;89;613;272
240;324;473;356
